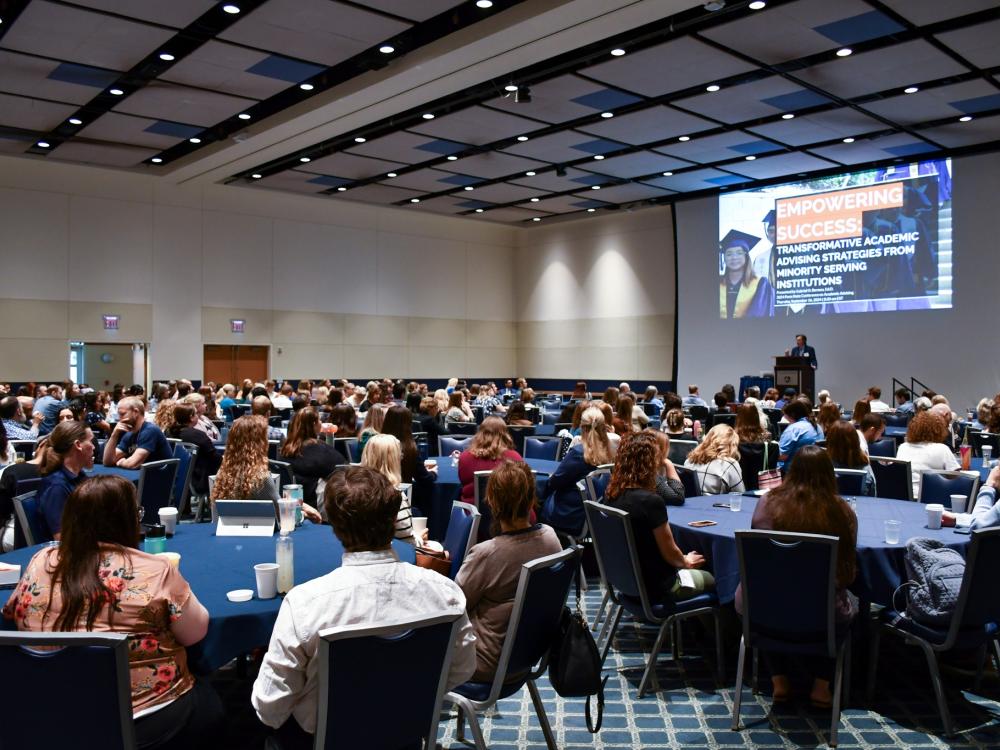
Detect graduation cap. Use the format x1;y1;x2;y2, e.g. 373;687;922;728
720;229;761;253
762;209;776;226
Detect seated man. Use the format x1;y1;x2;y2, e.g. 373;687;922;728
252;466;475;747
857;413;885;455
895;388;915;415
944;465;1000;530
32;384;67;437
867;386;891;413
252;395;286;440
271;384;294;411
102;396;173;468
682;385;707;409
1;396;44;440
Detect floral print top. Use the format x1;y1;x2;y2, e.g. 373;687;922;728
2;545;195;715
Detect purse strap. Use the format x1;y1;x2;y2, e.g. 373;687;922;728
762;440;768;470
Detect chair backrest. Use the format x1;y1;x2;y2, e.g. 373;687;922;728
948;528;1000;643
9;440;37;459
136;459;180;520
870;457;913;501
917;470;979;505
13;491;46;547
471;405;484;424
675;465;700;499
712;412;737;428
523;436;560;461
412;431;430;461
668;439;698;465
438;435;473;456
883;413;909;427
473;471;494;540
834;468;867;496
485;548;579;703
584;500;645;602
689;405;710;424
267;440;281;460
447;421;478;436
268;459;296;493
735;530;840;656
970;431;999;458
441;501;481;579
0;631;135;749
553;422;572;433
171;442;197;511
506;426;535;455
641;402;659;417
584;467;612;505
268;416;283;428
867;438;896;458
737;441;775;492
316;612;463;750
333;437;360;463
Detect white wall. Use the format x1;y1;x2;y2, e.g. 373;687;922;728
0;155;517;382
675;153;1000;408
515;207;676;381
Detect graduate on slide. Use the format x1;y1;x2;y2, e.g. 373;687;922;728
720;229;774;318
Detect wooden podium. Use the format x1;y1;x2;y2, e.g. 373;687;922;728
774;356;815;399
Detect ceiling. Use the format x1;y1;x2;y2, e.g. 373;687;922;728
2;0;999;226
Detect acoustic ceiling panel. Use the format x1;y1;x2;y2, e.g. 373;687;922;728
677;77;833;123
251;170;329;194
0;51;112;105
159;41;294;100
298;152;405;180
524;194;613;213
360;0;463;23
1;0;175;71
436;151;546;179
576;106;716;145
508;167;603;193
574;182;675;203
0;134;33;154
934;19;1000;69
406;195;483;214
642;168;749;192
332;183;422;204
500;129;625;164
859;80;1000;126
879;0;1000;26
460;182;545;204
483;74;642;124
409;105;542;145
582;36;757;97
724;151;840;179
654;130;785;163
218;0;412;68
919;114;1000;148
76;112;195;150
748;107;890;147
50;140;158;167
582;150;693;179
0;93;77;132
379;167;476;193
471;207;548;222
347;130;468;164
113;81;255;127
69;0;216;28
808;133;937;164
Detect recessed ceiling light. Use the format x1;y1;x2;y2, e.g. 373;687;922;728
386;172;397;178
189;137;201;144
299;156;310;162
525;171;535;176
591;185;601;190
587;208;596;212
476;0;493;8
68;117;82;125
959;115;973;122
532;217;541;221
159;53;175;62
379;45;394;54
475;208;484;213
299;83;314;91
238;113;251;120
36;141;50;148
842;137;855;143
904;86;919;94
446;155;458;161
530;198;540;202
251;173;261;178
222;4;240;14
610;48;626;56
354;137;366;143
594;154;605;160
781;113;795;119
152;158;163;164
706;84;721;92
749;0;766;8
337;186;347;191
662;171;673;177
745;155;756;160
504;84;519;92
836;48;852;57
678;135;690;142
464;186;474;191
422;113;435;120
600;112;614;118
410;198;420;203
516;135;529;141
109;88;124;96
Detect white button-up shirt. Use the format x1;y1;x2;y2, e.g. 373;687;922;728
251;548;476;734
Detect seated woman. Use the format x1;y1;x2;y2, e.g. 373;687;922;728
381;405;437;488
83;391;112;438
816;402;842;438
735;402;771;485
166;404;222;499
505;401;534;427
761;387;779;409
360;433;421;545
181;393;220;442
280;407;346;506
457;417;522;503
896;411;960;500
741;446;857;707
684;424;745;495
945;464;1000;529
825;420;876;496
613;394;636;435
778;398;821;468
662;408;692;439
445;391;474;425
606;431;713;601
327;402;358;439
456;460;562;681
572;402;622;456
3;475;223;749
649;429;685;506
358;403;387;452
36;421;95;541
153;399;177;432
540;407;613;536
417;396;448;455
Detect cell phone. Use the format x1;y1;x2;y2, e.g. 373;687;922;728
953;527;972;535
712;502;731;509
688;520;718;527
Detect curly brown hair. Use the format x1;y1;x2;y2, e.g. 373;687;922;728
905;411;948;443
606;431;658;499
212;415;271;500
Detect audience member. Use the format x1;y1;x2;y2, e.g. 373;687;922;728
944;465;1000;530
735;402;770;444
614;394;636;435
867;387;890;412
211;416;280;503
358;403;387;451
417;397;448;453
774;388;796;410
271;384;294;411
1;395;43;440
896;412;959;499
894;388;915;414
857;413;885;455
825;421;876;495
182;393;220;442
682;385;707;408
851;399;871;429
817;402;842;437
505;401;533;427
445;391;474;424
662;408;690;438
777;398;820;467
103;396;173;469
649;429;685;506
36;421;95;540
684;424;744;494
602;386;619;409
327;403;358;438
251;396;284;441
165;404;221;498
761;388;779;408
381;405;437;488
33;384;67;436
280;407;346;505
360;434;421;545
457;417;522;503
83;391;111;437
712;392;730;413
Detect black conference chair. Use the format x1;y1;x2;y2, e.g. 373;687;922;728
918;470;979;506
870;457;912;501
171;442;198;515
136;459;180;521
712;412;737;428
668;439;698;464
867;438;896;458
507;425;535;455
834;468;866;496
883;413;909;428
675;465;700;499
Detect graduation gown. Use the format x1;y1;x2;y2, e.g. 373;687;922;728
720;276;774;318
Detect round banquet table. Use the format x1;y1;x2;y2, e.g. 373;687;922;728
669;495;971;608
421;457;561;541
88;465;141;483
2;522;415;675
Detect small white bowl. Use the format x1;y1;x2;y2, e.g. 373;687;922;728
227;589;253;603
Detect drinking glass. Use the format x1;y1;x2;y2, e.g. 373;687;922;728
884;520;901;545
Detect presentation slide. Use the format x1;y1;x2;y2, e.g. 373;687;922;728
718;158;952;318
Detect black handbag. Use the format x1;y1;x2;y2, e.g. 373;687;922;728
547;577;607;733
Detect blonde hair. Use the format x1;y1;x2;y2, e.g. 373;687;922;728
153;399;176;430
212;415;271;500
362;403;387;433
579;407;612;466
361;433;402;486
687;424;739;464
433;389;449;414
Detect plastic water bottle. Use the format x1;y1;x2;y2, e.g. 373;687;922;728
276;534;294;594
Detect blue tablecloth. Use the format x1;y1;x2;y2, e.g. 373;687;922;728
972;457;993;482
669;495;970;607
421;457;561;541
88;465;141;483
2;522;415;674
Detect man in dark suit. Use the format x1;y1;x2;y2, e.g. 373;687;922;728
787;334;818;369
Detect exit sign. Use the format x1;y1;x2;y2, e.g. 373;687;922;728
102;314;120;330
230;319;245;334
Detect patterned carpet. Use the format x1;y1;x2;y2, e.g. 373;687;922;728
213;581;1000;749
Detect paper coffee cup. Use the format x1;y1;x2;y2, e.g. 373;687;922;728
925;503;944;530
157;552;181;568
254;563;279;600
950;494;966;514
412;517;428;539
159;507;178;535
